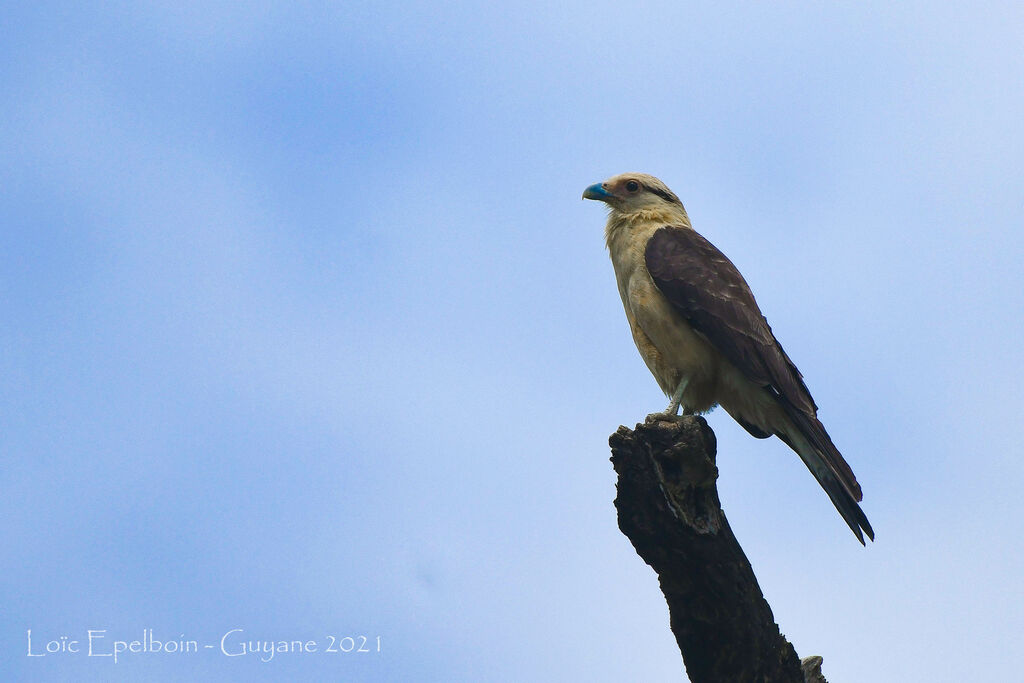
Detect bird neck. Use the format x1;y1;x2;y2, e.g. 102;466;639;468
605;206;691;250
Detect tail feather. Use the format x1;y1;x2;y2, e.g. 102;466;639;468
806;458;874;545
775;428;874;544
787;409;863;502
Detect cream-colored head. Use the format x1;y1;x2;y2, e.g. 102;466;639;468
583;173;691;249
582;173;688;220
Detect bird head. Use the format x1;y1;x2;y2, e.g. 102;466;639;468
582;173;685;216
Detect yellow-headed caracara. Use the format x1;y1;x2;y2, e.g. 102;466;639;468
584;173;873;544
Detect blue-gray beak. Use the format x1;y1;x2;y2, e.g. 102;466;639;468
582;183;613;201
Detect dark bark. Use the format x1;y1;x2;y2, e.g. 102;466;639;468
609;416;827;683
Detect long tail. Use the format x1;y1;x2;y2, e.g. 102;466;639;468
776;410;874;545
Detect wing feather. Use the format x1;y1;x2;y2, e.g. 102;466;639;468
645;226;865;505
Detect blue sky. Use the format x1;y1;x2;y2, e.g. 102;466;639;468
2;2;1022;681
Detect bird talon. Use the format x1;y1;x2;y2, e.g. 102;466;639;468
645;411;688;423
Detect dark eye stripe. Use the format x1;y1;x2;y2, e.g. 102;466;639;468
646;185;680;204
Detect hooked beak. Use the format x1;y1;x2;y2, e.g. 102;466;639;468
582;182;613;202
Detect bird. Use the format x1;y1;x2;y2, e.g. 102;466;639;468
584;173;873;544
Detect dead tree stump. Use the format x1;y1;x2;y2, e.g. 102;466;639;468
609;416;827;683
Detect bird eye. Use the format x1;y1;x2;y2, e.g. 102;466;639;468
625;180;641;193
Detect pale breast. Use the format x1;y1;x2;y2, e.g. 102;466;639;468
608;224;721;406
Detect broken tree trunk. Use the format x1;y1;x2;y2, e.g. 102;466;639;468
609;416;827;683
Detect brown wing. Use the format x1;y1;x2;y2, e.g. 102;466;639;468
645;226;865;504
645;226;816;412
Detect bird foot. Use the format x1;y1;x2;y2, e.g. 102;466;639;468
645;411;688;423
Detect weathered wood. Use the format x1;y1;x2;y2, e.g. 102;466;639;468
609;416;827;683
